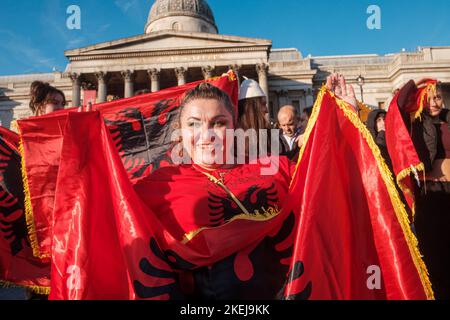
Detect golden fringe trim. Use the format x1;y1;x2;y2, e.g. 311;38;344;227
290;85;326;187
332;95;435;300
396;163;425;222
182;206;280;244
15;123;49;260
0;280;50;295
205;70;237;83
357;101;371;122
413;83;437;120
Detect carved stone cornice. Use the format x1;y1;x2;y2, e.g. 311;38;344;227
69;46;271;62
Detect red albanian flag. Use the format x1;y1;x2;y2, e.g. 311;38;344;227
0;127;50;294
15;71;239;261
49;111;297;300
385;79;437;220
48;89;432;300
283;87;433;300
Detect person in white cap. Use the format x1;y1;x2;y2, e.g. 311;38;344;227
237;78;271;160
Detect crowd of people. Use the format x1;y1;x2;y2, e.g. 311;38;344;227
0;71;449;300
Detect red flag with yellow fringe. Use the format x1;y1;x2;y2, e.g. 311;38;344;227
0;127;50;294
14;72;239;261
48;86;432;300
3;73;433;299
282;87;433;300
385;80;437;219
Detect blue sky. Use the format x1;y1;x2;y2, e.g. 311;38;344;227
0;0;449;76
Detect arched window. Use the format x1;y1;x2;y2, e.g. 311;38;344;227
172;22;180;31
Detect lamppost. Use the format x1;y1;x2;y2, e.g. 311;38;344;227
356;75;365;103
356;75;366;103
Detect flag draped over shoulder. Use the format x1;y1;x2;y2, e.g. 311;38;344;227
3;73;433;299
283;88;433;300
385;80;436;218
0;127;50;293
49;111;296;299
14;72;239;261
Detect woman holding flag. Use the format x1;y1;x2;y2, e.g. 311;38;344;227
393;79;450;299
4;72;434;300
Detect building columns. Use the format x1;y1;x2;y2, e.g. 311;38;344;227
121;70;135;98
148;69;160;92
256;63;269;98
175;67;187;86
69;73;81;107
277;89;289;110
306;88;314;108
202;66;214;80
95;72;108;103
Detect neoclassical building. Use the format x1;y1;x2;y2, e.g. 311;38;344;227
1;0;450;128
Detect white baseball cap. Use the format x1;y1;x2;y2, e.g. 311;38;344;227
239;77;266;101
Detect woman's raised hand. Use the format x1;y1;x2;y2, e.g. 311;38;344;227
326;73;358;112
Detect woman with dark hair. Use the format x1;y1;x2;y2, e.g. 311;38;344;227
29;81;66;116
133;74;367;300
237;79;270;132
395;79;450;299
134;82;294;299
366;109;392;170
236;78;272;160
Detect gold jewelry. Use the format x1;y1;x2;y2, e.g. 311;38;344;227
193;166;250;215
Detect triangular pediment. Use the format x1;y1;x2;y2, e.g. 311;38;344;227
65;31;271;57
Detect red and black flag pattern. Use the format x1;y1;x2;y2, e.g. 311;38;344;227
1;73;433;300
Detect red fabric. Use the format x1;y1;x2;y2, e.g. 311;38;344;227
134;157;294;241
385;92;421;215
0;127;50;290
47;90;429;300
49;112;294;299
283;91;430;300
16;72;239;259
385;81;434;216
7;73;430;299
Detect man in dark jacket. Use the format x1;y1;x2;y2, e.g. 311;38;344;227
277;105;301;161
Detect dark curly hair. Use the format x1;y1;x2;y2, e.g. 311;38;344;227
29;81;66;116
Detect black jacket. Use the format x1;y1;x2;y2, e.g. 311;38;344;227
279;130;300;162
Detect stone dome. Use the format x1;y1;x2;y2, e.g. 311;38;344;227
145;0;218;34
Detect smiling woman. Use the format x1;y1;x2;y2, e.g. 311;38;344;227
179;82;236;169
133;82;297;299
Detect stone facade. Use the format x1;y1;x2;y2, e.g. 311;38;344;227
1;0;450;128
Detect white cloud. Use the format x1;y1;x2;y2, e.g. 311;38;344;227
0;29;57;73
